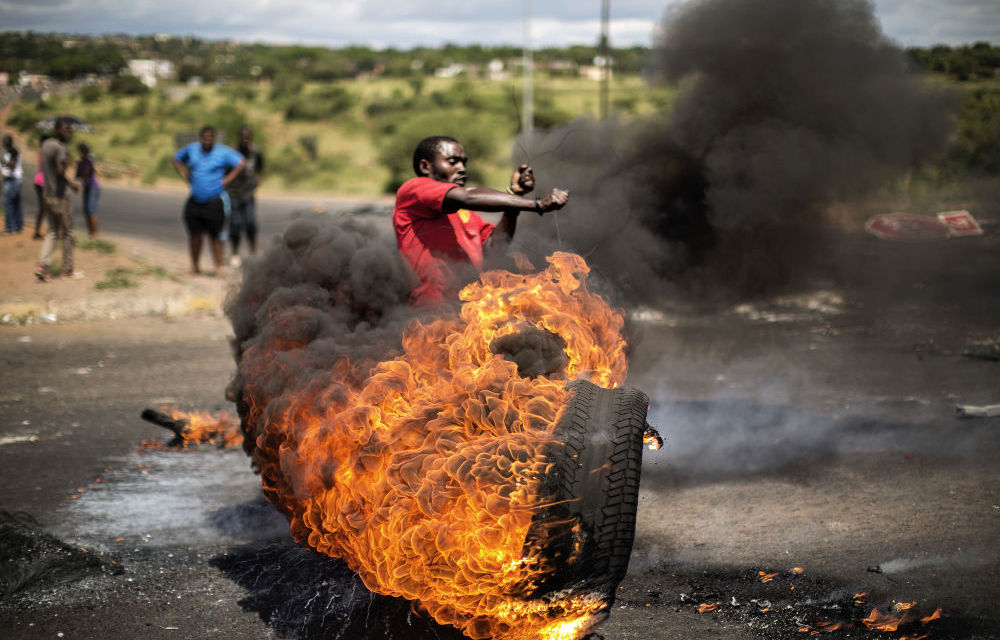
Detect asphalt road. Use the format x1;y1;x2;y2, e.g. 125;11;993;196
0;187;998;639
14;179;395;252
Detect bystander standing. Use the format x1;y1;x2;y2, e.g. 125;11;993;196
35;117;82;281
225;126;263;266
173;126;245;276
75;142;100;238
31;133;49;240
2;134;24;234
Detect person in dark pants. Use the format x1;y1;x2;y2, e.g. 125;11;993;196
225;126;264;266
2;134;24;234
35;117;82;281
75;142;100;238
173;126;245;276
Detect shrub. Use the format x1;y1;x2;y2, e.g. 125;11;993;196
948;87;1000;175
108;75;149;96
298;135;318;160
79;84;102;104
284;85;355;121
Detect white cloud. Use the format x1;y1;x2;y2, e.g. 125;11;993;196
0;0;995;47
872;0;1000;46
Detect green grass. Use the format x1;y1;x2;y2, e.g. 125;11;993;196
12;74;673;197
77;237;117;254
94;264;172;290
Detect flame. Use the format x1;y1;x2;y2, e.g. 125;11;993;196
809;621;850;634
141;407;241;449
895;600;917;611
697;603;719;613
921;608;942;623
237;253;631;639
861;607;915;631
759;571;780;582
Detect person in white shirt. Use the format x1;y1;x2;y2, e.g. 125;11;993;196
1;134;24;234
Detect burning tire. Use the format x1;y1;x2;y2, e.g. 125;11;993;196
522;379;649;608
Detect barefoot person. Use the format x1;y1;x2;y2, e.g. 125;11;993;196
173;126;245;275
35;117;82;281
393;135;569;307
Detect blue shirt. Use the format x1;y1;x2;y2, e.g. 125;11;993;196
174;142;243;203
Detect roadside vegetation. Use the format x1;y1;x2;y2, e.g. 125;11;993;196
5;73;671;194
94;265;172;290
2;33;998;197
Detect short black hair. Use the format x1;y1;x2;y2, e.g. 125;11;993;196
412;135;458;176
54;116;74;130
199;125;216;137
78;142;90;154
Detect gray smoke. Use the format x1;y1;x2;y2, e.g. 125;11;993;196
224;215;585;468
512;0;957;301
490;324;569;378
224;216;417;462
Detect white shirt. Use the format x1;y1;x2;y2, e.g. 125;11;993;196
1;149;23;181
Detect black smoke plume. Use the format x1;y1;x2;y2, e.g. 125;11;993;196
512;0;957;300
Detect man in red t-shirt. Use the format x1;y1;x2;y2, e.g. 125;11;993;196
393;135;569;307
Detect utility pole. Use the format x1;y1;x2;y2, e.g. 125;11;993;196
523;0;534;137
599;0;610;119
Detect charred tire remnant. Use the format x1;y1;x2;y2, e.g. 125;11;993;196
524;379;648;607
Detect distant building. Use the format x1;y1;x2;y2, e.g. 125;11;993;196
486;59;510;81
18;73;51;88
435;63;468;79
127;59;176;87
580;56;613;81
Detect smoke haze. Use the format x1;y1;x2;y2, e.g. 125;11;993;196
512;0;957;300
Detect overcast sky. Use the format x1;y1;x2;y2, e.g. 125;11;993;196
0;0;997;49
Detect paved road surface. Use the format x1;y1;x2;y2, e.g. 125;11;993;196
1;183;998;639
15;179;394;251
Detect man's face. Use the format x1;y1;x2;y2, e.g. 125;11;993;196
55;121;72;142
200;129;215;151
422;141;467;186
239;128;252;146
2;135;11;149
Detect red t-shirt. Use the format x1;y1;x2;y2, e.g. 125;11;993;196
393;177;495;307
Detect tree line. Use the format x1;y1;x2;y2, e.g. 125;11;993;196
906;41;1000;82
0;32;650;82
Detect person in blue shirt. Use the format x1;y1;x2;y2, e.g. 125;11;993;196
173;126;245;275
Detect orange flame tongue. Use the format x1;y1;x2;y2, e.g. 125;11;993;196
862;607;915;631
140;407;241;449
240;253;629;639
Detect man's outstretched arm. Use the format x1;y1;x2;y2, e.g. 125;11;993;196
443;186;568;215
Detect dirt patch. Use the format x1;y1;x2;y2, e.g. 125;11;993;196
0;232;232;324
